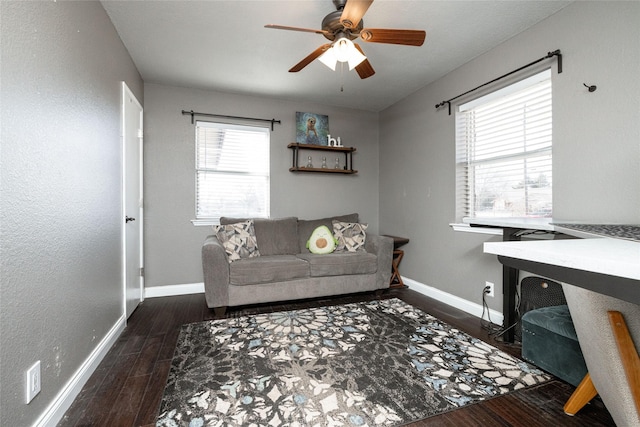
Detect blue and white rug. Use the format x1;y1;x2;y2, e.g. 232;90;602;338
156;298;550;426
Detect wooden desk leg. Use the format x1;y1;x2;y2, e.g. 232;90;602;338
390;249;405;289
609;311;640;415
564;373;598;415
564;312;640;417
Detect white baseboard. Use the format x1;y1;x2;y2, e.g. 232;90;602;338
33;314;126;427
142;280;502;325
402;276;504;325
144;282;204;298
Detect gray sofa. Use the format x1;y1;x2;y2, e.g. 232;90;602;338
202;213;393;314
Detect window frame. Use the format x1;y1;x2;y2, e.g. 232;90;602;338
455;69;553;222
192;120;270;226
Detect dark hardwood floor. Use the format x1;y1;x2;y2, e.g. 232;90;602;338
58;289;614;426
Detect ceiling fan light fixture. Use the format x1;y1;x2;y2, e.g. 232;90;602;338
318;47;338;70
346;46;366;70
333;36;353;62
319;35;366;71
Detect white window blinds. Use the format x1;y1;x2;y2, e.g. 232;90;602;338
196;121;270;222
456;70;552;220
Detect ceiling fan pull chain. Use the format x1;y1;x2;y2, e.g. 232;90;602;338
340;62;345;92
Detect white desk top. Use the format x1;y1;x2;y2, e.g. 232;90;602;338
464;217;555;231
466;217;640;241
484;238;640;281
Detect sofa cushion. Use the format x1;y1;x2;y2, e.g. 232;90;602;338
221;216;299;256
333;220;368;252
229;255;310;286
296;252;377;277
298;213;359;253
212;220;260;263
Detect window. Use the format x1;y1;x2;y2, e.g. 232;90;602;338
456;70;552;220
195;121;270;223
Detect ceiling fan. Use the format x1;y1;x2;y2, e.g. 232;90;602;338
265;0;426;79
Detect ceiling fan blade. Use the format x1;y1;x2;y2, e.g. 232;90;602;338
353;43;375;79
340;0;373;29
265;24;329;36
360;28;426;46
289;44;331;72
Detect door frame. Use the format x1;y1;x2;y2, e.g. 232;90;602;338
121;81;144;318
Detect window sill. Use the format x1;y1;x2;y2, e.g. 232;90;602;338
449;223;503;236
191;219;217;227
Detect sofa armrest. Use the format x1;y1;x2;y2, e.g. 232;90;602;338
202;235;230;309
366;233;393;289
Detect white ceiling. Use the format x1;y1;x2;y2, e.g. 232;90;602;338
101;0;572;112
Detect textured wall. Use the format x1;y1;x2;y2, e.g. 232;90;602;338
0;2;142;425
143;83;380;288
379;1;640;311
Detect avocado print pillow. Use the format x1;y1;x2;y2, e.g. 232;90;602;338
333;220;367;252
306;225;337;254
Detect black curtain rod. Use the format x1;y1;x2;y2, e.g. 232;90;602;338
435;49;562;115
181;110;282;131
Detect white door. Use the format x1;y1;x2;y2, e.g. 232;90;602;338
122;82;144;318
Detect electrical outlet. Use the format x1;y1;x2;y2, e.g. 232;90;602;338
26;361;41;404
485;281;495;297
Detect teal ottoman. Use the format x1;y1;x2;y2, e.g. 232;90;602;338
521;305;588;387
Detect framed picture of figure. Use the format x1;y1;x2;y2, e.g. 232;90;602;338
295;112;329;145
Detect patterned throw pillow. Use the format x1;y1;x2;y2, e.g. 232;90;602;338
333;220;368;252
212;220;260;263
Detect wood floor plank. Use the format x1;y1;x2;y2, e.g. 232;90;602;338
134;359;173;426
57;288;616;426
406;399;512;426
147;297;180;337
156;328;181;362
481;385;571;427
130;335;163;377
119;334;147;355
68;353;139;426
103;373;152;427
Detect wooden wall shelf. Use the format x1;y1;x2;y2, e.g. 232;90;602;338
289;167;357;174
287;143;357;174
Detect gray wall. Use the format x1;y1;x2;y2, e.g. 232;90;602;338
379;1;640;312
143;83;380;288
0;2;142;425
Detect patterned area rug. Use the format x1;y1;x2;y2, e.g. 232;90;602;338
156;298;550;426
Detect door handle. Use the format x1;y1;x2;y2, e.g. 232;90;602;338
125;216;136;223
